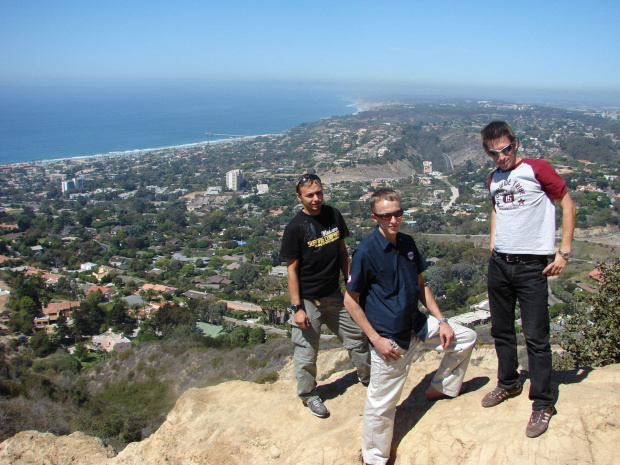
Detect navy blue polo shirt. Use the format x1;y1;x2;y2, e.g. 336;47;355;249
346;228;428;350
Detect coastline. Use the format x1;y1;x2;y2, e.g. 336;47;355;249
9;133;281;168
1;101;368;168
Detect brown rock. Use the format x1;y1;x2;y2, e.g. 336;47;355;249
1;348;619;465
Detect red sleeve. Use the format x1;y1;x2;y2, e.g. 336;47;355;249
524;159;568;200
487;171;496;207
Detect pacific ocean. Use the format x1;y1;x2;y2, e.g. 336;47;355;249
0;82;357;166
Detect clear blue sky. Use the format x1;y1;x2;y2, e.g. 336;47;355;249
1;0;619;94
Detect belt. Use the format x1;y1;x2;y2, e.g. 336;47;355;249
493;250;550;263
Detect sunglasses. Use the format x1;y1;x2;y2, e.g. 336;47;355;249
484;141;515;157
297;174;320;187
373;209;404;220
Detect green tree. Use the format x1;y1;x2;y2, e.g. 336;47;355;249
73;341;90;362
29;331;58;357
73;293;107;337
555;259;620;369
141;303;197;338
230;263;260;289
107;301;136;335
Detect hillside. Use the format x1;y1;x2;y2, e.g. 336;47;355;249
1;347;618;465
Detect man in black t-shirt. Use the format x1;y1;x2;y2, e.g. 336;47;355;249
281;174;370;418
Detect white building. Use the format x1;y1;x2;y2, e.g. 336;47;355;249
226;169;243;191
61;177;84;193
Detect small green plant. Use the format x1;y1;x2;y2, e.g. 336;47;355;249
118;350;132;361
255;372;279;384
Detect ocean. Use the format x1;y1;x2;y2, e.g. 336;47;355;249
0;82;357;166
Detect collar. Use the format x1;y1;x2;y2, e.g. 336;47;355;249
372;227;400;252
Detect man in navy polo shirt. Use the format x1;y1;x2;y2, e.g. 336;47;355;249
344;189;477;465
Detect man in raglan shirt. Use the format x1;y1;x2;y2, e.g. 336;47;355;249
481;121;576;438
344;188;477;465
280;173;370;418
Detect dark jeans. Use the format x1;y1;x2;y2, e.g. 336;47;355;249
487;251;554;410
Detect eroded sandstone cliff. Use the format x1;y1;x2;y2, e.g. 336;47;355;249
1;347;618;465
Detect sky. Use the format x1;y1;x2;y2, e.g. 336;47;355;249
1;1;619;100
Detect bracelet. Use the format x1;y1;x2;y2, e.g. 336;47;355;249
438;317;448;324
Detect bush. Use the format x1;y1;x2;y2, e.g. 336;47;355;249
254;372;279;384
32;355;81;375
554;259;620;370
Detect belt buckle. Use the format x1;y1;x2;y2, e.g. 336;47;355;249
505;254;518;263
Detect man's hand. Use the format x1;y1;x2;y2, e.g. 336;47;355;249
439;322;455;349
374;336;401;362
294;309;310;329
543;254;568;277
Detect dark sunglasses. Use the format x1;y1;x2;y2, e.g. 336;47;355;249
373;209;404;220
484;141;515;157
297;174;320;186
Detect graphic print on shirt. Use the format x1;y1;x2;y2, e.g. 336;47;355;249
493;178;527;211
304;222;340;249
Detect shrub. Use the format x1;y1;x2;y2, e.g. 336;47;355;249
32;355;81;375
254;372;279;384
554;259;620;370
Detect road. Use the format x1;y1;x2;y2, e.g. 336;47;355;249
443;182;460;213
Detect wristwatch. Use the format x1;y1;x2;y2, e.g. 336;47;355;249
558;249;570;260
290;304;301;313
438;317;449;325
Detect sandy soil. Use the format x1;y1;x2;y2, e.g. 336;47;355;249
320;159;417;184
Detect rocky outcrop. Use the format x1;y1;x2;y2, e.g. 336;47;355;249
1;348;619;464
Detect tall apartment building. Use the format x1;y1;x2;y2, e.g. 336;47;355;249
226;169;243;191
61;177;84;193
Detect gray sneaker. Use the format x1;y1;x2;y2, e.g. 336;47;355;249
306;398;330;418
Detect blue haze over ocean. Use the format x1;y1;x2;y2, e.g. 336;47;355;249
0;82;356;166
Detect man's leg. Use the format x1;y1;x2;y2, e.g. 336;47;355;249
420;317;477;397
363;338;416;465
321;291;371;384
487;254;521;390
290;298;323;403
514;259;554;410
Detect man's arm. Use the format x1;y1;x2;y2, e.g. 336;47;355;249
338;239;350;282
489;208;497;252
286;258;309;329
344;290;400;361
543;192;576;276
418;274;454;349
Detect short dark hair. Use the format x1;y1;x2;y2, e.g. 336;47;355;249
480;121;516;144
370;189;400;212
295;173;321;194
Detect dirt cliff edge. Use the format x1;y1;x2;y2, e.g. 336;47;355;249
1;348;619;465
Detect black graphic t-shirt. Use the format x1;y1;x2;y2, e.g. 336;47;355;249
280;205;349;299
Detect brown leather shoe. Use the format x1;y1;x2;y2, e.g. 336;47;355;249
525;405;556;438
481;384;522;408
